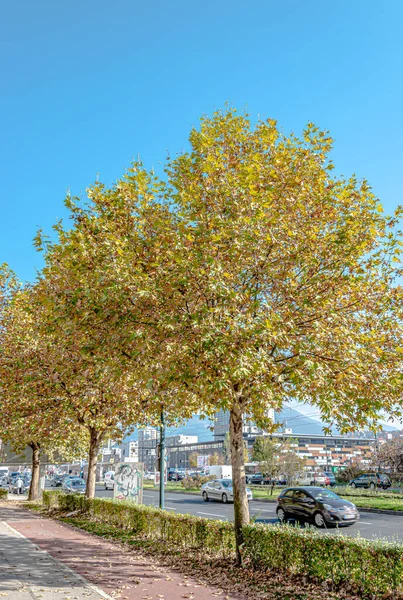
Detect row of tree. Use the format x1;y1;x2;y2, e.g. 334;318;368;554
1;108;403;561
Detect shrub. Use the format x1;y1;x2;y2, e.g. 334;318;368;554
43;491;403;596
181;475;213;490
42;489;63;508
242;523;403;596
43;491;234;557
0;488;8;499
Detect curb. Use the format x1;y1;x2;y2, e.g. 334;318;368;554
357;507;403;515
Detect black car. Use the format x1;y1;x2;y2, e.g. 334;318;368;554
246;473;271;485
349;473;391;490
51;475;64;487
276;486;360;528
167;469;185;482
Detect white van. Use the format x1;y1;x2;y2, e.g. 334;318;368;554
104;471;115;490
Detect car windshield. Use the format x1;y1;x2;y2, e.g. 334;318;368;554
220;480;232;488
309;489;340;501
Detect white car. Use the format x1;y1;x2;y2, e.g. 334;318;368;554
201;479;253;503
104;471;115;490
298;471;330;486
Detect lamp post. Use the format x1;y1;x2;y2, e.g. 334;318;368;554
159;408;165;509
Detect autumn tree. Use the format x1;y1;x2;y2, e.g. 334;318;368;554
34;165;200;497
278;442;306;485
209;452;224;466
162;108;403;561
189;452;199;468
0;276;87;500
252;437;279;478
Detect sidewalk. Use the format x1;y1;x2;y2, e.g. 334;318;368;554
0;502;245;600
0;519;108;600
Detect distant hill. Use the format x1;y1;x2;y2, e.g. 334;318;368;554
122;406;398;444
275;406;338;435
122;414;214;444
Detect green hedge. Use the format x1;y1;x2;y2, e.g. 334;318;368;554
0;488;8;499
242;523;403;596
42;491;403;597
42;491;234;556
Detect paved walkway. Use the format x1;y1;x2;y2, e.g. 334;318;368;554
0;503;244;600
0;520;108;600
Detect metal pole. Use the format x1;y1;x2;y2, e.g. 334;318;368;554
159;409;165;509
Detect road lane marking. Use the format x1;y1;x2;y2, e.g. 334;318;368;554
197;511;227;519
165;506;176;510
251;508;275;512
359;521;372;525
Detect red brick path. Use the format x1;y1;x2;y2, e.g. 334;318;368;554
1;504;245;600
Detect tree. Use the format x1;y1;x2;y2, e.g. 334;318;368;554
278;442;306;485
162;108;403;561
252;436;305;492
33;165;200;497
189;452;199;468
209;452;224;465
377;438;403;476
252;437;279;477
0;276;87;500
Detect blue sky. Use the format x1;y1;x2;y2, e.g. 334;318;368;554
1;1;403;282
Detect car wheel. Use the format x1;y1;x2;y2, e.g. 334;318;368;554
222;493;228;503
105;483;107;489
370;482;375;490
351;482;356;488
202;491;209;502
277;507;287;523
313;511;326;528
310;481;315;486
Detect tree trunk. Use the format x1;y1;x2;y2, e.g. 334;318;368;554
28;442;40;501
86;428;102;499
230;402;250;565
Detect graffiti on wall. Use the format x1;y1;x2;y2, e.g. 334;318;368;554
113;462;143;503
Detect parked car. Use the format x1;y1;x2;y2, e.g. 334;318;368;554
168;469;185;481
51;475;64;487
62;478;86;494
349;473;391;490
246;472;271;485
323;472;336;487
201;479;253;503
104;471;115;490
143;471;154;481
276;486;359;528
298;471;332;486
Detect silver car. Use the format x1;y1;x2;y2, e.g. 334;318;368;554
62;478;86;495
201;479;253;503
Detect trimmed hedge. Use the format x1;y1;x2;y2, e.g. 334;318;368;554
0;488;7;499
42;491;403;597
42;491;234;556
242;523;403;596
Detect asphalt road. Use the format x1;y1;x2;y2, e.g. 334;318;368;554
95;485;403;542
